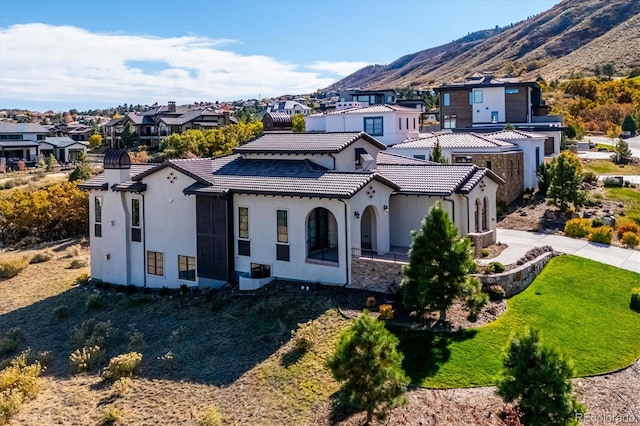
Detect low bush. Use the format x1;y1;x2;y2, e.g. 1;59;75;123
616;220;640;239
365;296;377;308
378;304;394;320
200;405;223;426
589;226;613;244
621;232;639;248
487;285;507;300
631;289;640;313
127;329;144;350
291;320;318;353
564;218;591;238
102;352;142;382
581;171;598;183
0;351;45;424
481;248;489;258
69;258;88;269
69;345;103;373
0;328;24;356
71;319;118;348
466;291;489;322
158;351;176;371
111;377;132;398
485;262;506;274
51;305;70;321
30;250;54;264
603;177;622;188
0;257;29;280
85;293;107;310
590;217;605;228
100;407;123;425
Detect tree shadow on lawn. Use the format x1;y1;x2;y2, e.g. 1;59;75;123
387;325;477;384
0;281;341;387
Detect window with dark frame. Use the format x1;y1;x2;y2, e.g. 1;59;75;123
178;255;196;281
147;251;163;276
277;210;288;243
363;117;383;136
131;198;141;242
239;207;249;239
443;115;457;129
94;196;102;238
250;263;271;279
443;93;450;106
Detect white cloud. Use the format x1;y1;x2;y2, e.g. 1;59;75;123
0;23;366;109
306;61;372;77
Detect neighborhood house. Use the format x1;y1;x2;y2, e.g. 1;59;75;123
80;132;503;290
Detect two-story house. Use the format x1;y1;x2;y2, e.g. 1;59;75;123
435;73;563;155
0;122;48;169
79;132;502;290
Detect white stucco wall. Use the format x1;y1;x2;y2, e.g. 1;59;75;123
466;176;499;233
348;180;394;253
142;168;197;288
388;195;447;248
472;87;505;124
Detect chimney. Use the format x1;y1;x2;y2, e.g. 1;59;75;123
103;149;131;185
168;101;176;113
223;111;230;125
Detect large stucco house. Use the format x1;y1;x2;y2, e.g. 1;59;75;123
80;132;502;290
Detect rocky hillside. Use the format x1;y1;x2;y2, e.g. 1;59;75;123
328;0;640;90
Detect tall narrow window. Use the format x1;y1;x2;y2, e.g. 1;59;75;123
535;147;540;166
486;161;492;170
406;117;409;129
94;196;102;238
277;210;288;243
413;117;416;129
178;255;196;281
398;117;401;130
147;251;163;276
131;198;141;242
443;93;450;107
239;207;249;239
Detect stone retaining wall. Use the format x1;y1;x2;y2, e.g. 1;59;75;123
351;257;404;293
475;252;557;297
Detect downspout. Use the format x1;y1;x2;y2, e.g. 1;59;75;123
462;194;470;234
328;153;336;170
339;199;349;287
120;191;131;285
142;194;147;288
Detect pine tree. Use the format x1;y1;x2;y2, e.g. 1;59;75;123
548;152;585;212
430;139;445;163
401;204;477;323
497;327;585;425
615;138;632;164
327;311;409;425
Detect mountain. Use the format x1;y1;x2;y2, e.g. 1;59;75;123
327;0;640;90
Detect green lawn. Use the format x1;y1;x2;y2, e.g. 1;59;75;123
605;186;640;223
582;159;640;175
392;256;640;388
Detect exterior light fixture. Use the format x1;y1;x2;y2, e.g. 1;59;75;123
354;211;360;219
383;205;389;213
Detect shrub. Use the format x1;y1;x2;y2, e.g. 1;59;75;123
581;171;598;183
69;258;88;269
487;285;507;300
71;319;118;348
481;248;489;258
30;250;53;264
0;351;45;424
621;232;639;248
486;262;506;274
69;345;103;373
365;296;377;308
590;217;605;228
51;305;70;321
169;326;186;345
0;257;29;280
603;177;622;187
378;304;394;320
496;201;508;216
466;291;489;322
102;352;142;382
564;218;591;238
111;377;132;398
589;226;613;244
616;220;640;239
291;320;318;353
0;328;24;356
200;405;223;426
127;329;145;350
630;289;640;313
100;407;123;425
158;351;176;371
85;293;107;310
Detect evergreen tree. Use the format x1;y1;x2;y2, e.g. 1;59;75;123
622;114;637;135
615;138;632;164
120;123;137;149
536;162;554;196
504;123;516;131
429;139;445;163
327;311;409;425
401;205;477;323
497;327;585;425
548;152;585;212
68;152;92;182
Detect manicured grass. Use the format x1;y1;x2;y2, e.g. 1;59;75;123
392;256;640;388
605;187;640;223
582;159;640;175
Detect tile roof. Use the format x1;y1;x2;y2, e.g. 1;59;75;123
310;104;420;117
0;122;49;134
376;164;503;195
376;152;437;165
392;133;514;149
77;164;155;190
43;137;88;148
234;131;387;153
486;130;546;140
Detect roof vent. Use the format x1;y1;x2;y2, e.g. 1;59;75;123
104;149;131;169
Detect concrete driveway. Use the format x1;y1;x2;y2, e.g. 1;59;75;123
487;228;640;273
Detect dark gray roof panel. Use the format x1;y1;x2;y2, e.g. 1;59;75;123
234;131;387;154
104;149;131;169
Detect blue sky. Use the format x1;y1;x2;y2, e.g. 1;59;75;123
0;0;560;112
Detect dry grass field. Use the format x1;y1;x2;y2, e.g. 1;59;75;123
1;242;638;425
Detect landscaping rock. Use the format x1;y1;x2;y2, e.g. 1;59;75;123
604;216;616;227
582;182;592;190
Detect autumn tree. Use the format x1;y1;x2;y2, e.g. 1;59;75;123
497;327;585;425
291;114;306;132
88;133;103;149
401;204;478;323
327;311;409;425
548;152;586;212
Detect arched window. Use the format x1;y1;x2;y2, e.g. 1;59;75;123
482;197;489;231
307;207;338;263
475;199;481;232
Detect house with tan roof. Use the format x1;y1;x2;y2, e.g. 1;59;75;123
80;131;502;290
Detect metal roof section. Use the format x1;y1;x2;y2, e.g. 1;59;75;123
43;137;89;148
0;122;49;134
234;131;387;154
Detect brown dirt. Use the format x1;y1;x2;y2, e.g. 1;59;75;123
1;244;638;425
